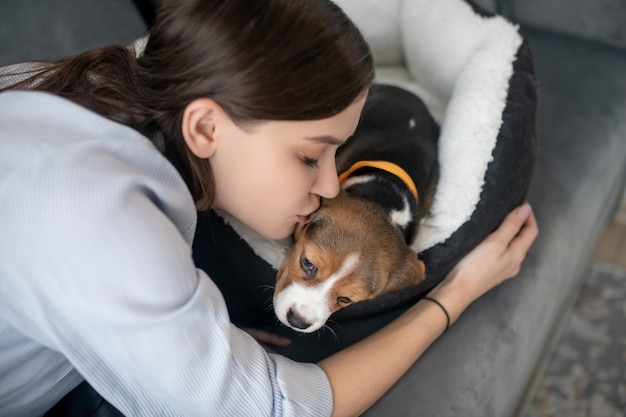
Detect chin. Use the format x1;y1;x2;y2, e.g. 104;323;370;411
213;209;294;241
239;219;294;241
263;226;295;241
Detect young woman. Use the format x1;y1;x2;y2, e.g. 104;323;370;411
0;0;538;416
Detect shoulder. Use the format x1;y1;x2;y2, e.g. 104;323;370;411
0;92;200;308
0;90;197;246
0;90;148;149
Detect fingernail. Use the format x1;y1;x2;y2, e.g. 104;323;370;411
281;337;292;345
516;203;531;219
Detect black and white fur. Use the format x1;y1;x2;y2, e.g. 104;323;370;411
336;84;439;245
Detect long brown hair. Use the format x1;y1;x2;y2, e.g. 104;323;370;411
1;0;374;210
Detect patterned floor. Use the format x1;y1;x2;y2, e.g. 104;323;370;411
524;261;626;417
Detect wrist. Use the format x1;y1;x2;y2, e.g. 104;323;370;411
422;297;450;331
426;267;476;326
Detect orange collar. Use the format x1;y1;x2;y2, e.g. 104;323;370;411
338;160;418;200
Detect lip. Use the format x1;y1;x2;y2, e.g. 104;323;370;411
296;215;310;223
297;203;319;223
296;208;317;223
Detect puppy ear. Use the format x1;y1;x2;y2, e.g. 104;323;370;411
276;260;287;284
293;222;307;241
293;211;325;240
383;254;426;294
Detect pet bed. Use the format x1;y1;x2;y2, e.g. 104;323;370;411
192;0;537;328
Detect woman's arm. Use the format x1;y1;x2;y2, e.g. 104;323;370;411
318;202;538;417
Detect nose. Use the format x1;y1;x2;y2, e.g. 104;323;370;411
287;308;311;330
310;161;340;199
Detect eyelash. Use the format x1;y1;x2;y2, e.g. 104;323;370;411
302;157;320;169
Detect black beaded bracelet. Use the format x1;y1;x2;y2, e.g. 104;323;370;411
423;297;450;331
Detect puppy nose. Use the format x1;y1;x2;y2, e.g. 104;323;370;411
287;308;311;330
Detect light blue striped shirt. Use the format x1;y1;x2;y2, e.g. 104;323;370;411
0;91;332;417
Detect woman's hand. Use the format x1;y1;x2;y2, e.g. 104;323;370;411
241;328;292;353
428;202;539;324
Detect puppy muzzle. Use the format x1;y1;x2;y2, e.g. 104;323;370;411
273;283;331;333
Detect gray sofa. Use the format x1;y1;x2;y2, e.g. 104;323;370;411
2;1;625;416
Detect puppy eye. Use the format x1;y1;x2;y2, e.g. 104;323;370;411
300;252;317;279
337;296;352;305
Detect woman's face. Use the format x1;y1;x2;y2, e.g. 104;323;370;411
210;96;367;240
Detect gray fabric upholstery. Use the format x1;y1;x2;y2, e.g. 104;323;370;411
508;0;626;50
0;0;147;66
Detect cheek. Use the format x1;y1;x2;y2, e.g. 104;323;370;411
243;150;312;206
213;143;293;211
274;157;317;195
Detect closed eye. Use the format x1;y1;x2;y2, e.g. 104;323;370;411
302;157;320;169
300;252;317;279
337;296;353;305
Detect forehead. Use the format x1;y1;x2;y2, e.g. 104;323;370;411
303;210;348;252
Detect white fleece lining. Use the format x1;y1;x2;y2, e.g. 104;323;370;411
396;0;523;252
215;209;293;271
215;0;523;265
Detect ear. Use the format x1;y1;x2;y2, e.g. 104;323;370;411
181;98;223;159
276;260;287;284
383;254;427;294
293;210;324;240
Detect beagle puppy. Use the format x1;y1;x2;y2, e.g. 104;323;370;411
274;84;439;333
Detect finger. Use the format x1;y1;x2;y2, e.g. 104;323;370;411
243;328;292;347
491;202;533;244
509;209;539;254
261;333;292;347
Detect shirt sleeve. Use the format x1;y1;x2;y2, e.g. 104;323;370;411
0;104;332;416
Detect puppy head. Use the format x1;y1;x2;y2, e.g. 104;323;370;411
273;191;426;333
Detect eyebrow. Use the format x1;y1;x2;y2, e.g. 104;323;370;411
303;135;345;145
